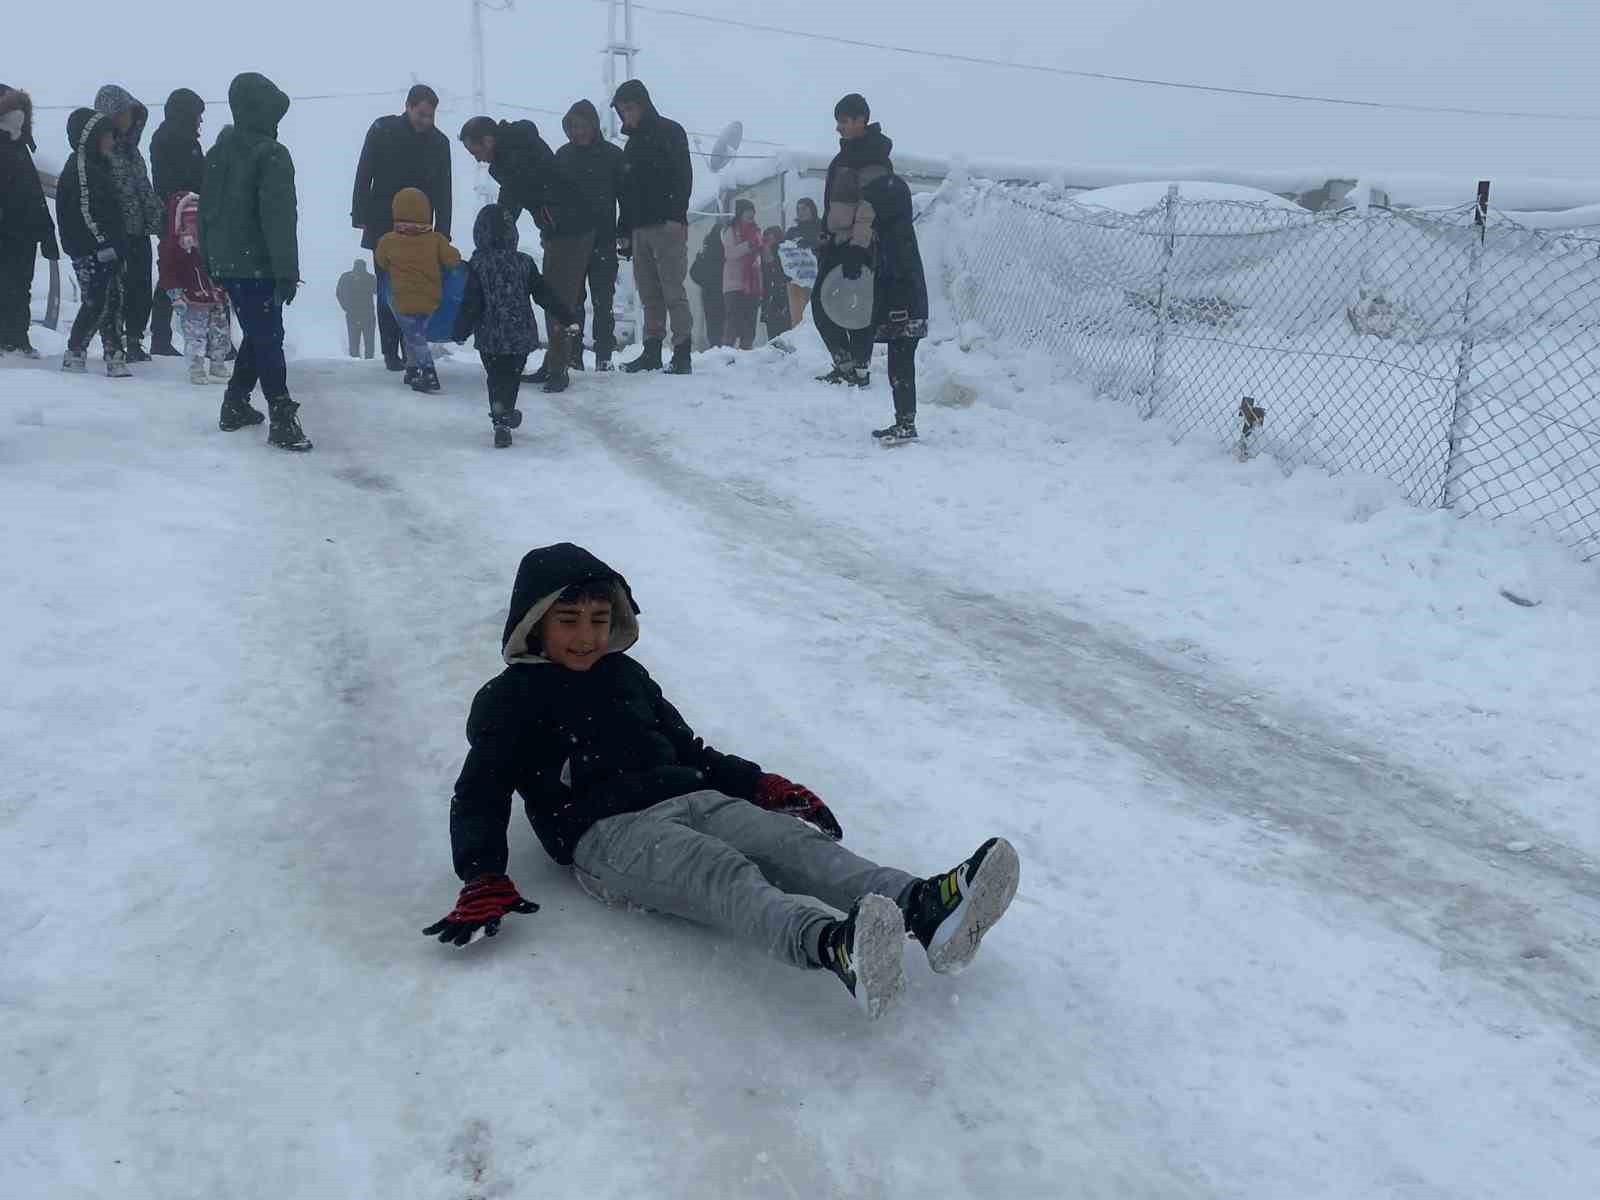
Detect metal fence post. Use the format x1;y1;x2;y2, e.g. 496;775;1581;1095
1443;180;1491;508
1143;183;1180;419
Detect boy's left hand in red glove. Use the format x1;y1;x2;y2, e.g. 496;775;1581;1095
753;773;844;841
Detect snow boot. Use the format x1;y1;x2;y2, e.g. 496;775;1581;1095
871;420;918;445
266;396;313;451
493;425;513;448
817;894;906;1020
410;366;441;394
61;351;87;373
817;364;870;388
125;341;151;364
621;337;663;373
521;362;551;385
491;406;522;448
105;352;132;378
189;357;214;385
665;341;693;375
543;366;570;394
902;837;1020;975
403;364;419;387
218;390;266;432
384;353;405;372
569;338;586;371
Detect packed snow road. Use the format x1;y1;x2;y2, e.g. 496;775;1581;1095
3;340;1599;1200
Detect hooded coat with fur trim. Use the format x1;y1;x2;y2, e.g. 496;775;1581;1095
0;89;58;257
199;73;298;282
374;187;461;315
93;84;163;237
555;100;623;246
55;108;126;260
452;203;578;355
449;542;764;872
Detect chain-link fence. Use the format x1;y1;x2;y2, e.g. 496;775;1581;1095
926;181;1600;558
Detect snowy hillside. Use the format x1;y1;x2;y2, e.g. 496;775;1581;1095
4;318;1599;1198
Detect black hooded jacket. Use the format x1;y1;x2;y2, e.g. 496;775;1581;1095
610;80;692;238
555;100;624;246
486;120;592;241
150;88;206;199
351;112;453;251
449;543;763;875
0;88;58;256
55;108;127;260
453;203;578;356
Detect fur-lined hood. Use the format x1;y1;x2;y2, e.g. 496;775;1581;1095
0;86;34;149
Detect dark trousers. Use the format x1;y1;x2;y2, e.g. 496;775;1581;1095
482;352;528;422
724;292;760;349
540;231;595;374
122;236;153;346
346;314;375;358
221;278;288;399
373;252;402;361
699;284;725;347
887;338;919;422
150;280;175;349
68;255;125;355
0;237;36;348
577;244;619;359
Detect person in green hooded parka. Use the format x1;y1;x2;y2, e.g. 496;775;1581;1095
200;72;311;452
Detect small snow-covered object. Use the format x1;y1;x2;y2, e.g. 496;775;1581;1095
818;264;876;331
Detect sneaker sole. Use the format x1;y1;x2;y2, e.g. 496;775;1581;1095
926;837;1021;975
851;894;907;1020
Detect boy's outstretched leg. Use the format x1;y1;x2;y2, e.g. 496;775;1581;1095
902;837;1020;975
816;894;906;1020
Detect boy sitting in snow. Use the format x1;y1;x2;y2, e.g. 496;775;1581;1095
423;543;1021;1019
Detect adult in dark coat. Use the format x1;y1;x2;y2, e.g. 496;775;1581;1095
611;79;694;372
146;87;207;355
556;99;624;369
689;222;725;348
94;85;164;359
336;259;377;358
460;115;594;391
351;85;453;370
0;86;60;356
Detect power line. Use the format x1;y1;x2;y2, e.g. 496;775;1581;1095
619;2;1600;124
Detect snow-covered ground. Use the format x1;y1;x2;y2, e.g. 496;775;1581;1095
4;324;1599;1199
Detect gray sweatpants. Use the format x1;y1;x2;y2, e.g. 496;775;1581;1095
571;790;917;968
630;221;692;347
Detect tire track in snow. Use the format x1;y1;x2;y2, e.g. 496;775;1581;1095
565;396;1600;1046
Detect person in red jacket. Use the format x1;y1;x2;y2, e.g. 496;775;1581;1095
157;191;231;384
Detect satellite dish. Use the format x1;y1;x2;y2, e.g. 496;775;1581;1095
707;121;743;173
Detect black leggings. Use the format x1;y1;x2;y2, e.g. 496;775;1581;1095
482;351;528;420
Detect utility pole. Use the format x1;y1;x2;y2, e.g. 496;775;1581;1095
603;0;640;140
470;0;513;204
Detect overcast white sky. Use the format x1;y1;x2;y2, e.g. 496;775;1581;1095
12;0;1600;348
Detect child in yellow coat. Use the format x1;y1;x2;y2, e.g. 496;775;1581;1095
375;187;461;393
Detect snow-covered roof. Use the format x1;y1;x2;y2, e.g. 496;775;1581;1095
1073;180;1306;215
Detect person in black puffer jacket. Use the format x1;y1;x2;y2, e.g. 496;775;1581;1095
422;542;1022;1022
0;85;60;356
556;99;624;369
94;85;164;359
55;108;129;374
452;203;581;447
460;115;594;392
146;87;208;355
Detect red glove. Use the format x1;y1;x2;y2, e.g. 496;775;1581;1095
422;874;539;947
753;773;843;841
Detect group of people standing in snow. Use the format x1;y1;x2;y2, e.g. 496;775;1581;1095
1;73;928;450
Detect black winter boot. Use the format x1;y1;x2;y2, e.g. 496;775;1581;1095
816;895;906;1020
384;353;405;372
521;363;551;384
266;396;313;452
901;837;1019;975
125;341;151;364
621;338;663;373
569;337;586;371
665;341;692;375
543;366;570;393
871;419;918;444
218;390;266;432
410;366;441;394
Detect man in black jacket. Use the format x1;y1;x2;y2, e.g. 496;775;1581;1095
421;542;1021;1021
147;88;207;356
351;85;453;371
556;100;623;370
0;85;59;357
460;115;593;392
610;80;694;374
